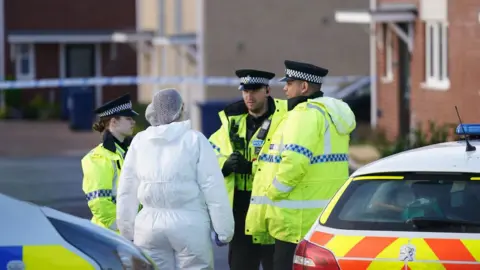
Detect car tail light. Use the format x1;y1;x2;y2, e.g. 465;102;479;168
293;239;340;270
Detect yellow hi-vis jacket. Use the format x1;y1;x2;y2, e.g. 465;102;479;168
253;96;356;244
81;141;126;231
209;98;287;244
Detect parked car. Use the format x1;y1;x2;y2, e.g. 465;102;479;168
293;124;480;269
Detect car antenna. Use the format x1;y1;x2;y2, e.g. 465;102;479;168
455;105;476;152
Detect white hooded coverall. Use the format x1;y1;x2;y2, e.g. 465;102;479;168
116;120;235;269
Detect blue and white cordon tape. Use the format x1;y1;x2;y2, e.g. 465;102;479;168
0;75;364;90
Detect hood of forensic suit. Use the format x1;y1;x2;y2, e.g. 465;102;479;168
143;120;192;142
311;97;356;136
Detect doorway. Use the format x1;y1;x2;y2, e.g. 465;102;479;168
65;44;96;78
397;23;411;138
62;44;97;119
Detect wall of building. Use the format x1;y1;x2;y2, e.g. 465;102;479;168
136;0;198;104
204;0;370;101
377;0;480;140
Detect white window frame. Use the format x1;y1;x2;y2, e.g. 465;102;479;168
14;43;35;81
423;21;449;90
382;27;393;83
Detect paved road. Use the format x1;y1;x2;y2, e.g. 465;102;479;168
0;156;229;269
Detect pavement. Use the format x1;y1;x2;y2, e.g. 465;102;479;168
0;120;99;157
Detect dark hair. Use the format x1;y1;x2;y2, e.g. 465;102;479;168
307;82;322;92
92;116;119;133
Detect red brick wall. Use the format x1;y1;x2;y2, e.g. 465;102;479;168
3;0;138;108
376;0;480;140
101;44;137;102
376;0;419;140
412;0;480;128
5;0;135;30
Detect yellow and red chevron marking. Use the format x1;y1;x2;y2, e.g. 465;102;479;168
309;231;480;270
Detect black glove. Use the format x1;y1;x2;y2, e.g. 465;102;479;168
222;153;238;176
232;152;252;174
222;152;252;176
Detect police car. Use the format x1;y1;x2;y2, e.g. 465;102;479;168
294;124;480;269
0;193;157;269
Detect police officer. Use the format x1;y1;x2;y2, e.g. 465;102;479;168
261;60;356;270
209;69;288;270
81;94;138;231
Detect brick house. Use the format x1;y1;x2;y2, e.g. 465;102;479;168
336;0;480;140
1;0;138;111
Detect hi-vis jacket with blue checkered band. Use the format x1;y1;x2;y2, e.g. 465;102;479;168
81;136;127;231
208;98;287;213
245;95;356;245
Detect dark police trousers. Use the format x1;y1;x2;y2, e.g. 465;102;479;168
228;190;274;270
273;238;298;270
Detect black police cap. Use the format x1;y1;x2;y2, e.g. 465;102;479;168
235;69;275;91
279;60;329;84
94;94;139;118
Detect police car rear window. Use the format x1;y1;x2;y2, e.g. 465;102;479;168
324;173;480;233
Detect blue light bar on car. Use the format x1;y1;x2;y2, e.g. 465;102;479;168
455;124;480;135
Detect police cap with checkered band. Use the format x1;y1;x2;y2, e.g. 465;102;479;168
94;94;139;118
279;60;329;85
235;69;275;91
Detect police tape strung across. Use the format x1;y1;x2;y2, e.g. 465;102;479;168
0;75;366;90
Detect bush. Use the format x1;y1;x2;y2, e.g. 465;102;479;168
377;121;455;158
22;94;60;120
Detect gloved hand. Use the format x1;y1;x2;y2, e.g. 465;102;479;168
215;233;229;247
232;152;252;174
222;153;238;176
222;151;252;175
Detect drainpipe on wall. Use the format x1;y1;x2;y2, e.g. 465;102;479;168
370;0;378;129
158;0;166;83
135;0;141;102
193;0;205;131
0;0;5;112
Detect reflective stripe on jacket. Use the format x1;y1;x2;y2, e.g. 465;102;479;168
208;98;287;204
81;143;125;230
209;98;288;244
258;96;356;244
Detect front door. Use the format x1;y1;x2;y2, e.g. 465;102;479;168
65;44;95;78
65;44;96;108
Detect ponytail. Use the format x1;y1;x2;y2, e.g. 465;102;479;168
92;119;107;133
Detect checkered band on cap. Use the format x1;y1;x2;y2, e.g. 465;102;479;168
285;68;324;84
240;76;270;85
98;102;133;117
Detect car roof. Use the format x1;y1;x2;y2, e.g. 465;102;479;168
351;140;480;177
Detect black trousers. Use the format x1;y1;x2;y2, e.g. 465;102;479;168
228;190;274;270
273;238;298;270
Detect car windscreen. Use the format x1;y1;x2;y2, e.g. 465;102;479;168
324;173;480;233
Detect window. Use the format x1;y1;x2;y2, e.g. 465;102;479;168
382;27;393;82
15;44;35;80
324;174;480;233
425;22;449;89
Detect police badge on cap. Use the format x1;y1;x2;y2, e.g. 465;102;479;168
235;69;275;91
94;94;139;118
279;60;329;85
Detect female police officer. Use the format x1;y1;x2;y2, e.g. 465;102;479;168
81;94;137;230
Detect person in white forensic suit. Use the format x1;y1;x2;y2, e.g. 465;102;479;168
116;88;235;269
